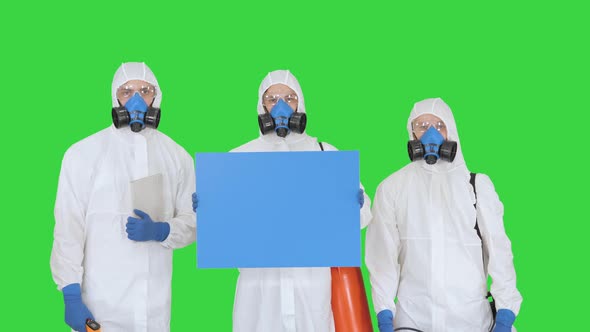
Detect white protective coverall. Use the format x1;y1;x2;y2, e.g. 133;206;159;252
50;62;196;332
365;98;522;332
231;70;372;332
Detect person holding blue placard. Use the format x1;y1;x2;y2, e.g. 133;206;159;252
193;69;372;332
365;98;522;332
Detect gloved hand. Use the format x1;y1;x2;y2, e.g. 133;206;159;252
126;209;170;242
493;309;516;332
192;192;198;212
377;309;394;332
358;189;365;208
63;283;94;332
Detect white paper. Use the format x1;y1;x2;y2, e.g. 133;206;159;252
130;173;165;221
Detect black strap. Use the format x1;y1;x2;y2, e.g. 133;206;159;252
470;172;497;322
488;291;497;318
470;173;482;240
319;142;324;151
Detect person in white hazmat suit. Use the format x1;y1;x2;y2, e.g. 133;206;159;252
192;70;372;332
50;62;196;332
365;98;522;332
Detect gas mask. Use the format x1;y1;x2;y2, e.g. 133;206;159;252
258;99;306;137
408;126;457;164
112;93;161;132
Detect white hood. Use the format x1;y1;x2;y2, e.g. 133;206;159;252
255;70;308;144
257;69;306;115
111;62;162;108
407;98;466;172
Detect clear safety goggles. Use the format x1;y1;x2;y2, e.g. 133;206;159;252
412;119;447;135
116;83;157;101
262;93;299;107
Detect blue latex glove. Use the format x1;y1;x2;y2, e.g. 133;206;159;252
358;189;365;208
493;309;516;332
126;209;170;242
63;283;94;332
192;192;198;212
377;309;394;332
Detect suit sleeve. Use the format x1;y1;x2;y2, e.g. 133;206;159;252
50;149;87;290
476;174;523;315
161;149;196;249
365;181;400;314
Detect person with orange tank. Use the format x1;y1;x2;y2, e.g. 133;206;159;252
192;70;373;331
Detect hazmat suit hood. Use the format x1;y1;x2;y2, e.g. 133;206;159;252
257;69;306;115
407;98;466;173
257;70;308;144
112;62;162;108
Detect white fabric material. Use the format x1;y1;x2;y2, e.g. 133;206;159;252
111;62;162;108
256;69;306;115
365;98;522;332
51;63;195;332
232;70;372;332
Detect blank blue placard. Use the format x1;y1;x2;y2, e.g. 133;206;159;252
195;151;360;268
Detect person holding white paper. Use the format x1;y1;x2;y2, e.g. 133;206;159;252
193;69;371;332
50;62;195;332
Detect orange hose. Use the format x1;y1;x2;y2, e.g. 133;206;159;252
331;267;374;332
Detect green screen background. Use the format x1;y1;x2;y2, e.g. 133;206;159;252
1;1;587;330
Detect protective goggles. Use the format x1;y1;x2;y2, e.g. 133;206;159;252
412;119;447;135
116;83;157;101
262;93;299;107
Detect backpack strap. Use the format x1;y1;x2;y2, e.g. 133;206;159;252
319;142;325;151
470;172;483;240
470;172;497;321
